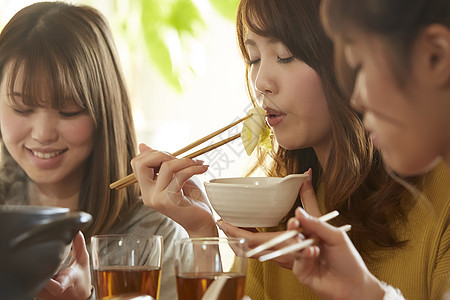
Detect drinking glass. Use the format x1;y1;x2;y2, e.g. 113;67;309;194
175;237;248;300
91;234;163;300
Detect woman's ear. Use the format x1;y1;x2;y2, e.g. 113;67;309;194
412;24;450;88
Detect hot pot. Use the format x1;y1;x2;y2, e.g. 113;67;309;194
0;205;92;300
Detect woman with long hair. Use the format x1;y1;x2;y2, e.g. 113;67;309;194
286;0;450;299
0;2;187;299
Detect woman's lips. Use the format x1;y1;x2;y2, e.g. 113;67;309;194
363;123;379;148
265;108;286;127
369;131;379;148
25;148;68;169
31;149;66;159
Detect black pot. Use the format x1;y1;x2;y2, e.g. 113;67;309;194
0;205;92;300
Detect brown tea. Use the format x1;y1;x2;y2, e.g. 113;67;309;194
176;272;245;300
94;266;161;299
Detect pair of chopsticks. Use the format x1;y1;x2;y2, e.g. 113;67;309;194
245;210;351;262
258;224;351;262
110;114;253;190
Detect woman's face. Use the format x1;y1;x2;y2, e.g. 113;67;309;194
344;31;444;175
246;30;332;156
0;66;95;187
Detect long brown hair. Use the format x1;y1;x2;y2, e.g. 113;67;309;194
236;0;419;251
0;2;139;239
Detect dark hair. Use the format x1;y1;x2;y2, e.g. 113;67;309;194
0;2;139;239
237;0;419;251
322;0;450;83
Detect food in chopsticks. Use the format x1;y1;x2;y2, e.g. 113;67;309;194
241;107;272;155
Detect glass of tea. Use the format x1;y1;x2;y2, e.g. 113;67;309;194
174;237;248;300
91;234;163;300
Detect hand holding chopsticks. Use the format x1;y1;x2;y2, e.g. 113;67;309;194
258;224;351;262
245;210;340;258
289;209;385;300
245;210;351;262
110;114;252;190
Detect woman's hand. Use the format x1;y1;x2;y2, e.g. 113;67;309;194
299;169;321;217
132;143;217;237
36;232;92;300
288;208;385;300
217;221;299;269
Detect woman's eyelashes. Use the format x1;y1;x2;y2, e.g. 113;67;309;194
276;56;294;64
59;110;84;118
246;55;295;66
247;58;261;66
9;103;32;115
12;107;32;115
353;64;361;75
10;105;85;118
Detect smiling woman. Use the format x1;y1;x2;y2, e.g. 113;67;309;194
0;2;187;299
0;0;248;185
0;65;94;200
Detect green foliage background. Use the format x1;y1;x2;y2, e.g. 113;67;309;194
119;0;240;92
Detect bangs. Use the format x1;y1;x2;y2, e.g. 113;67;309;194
320;0;344;38
320;0;359;98
239;0;281;39
7;59;86;111
330;37;357;99
4;35;87;110
321;0;363;40
237;0;331;73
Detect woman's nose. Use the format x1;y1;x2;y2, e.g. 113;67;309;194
31;112;58;144
254;61;277;97
350;73;364;112
350;88;362;112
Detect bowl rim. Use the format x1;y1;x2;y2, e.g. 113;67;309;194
204;174;307;189
205;176;283;188
0;205;69;214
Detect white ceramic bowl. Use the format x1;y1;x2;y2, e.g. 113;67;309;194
204;174;308;227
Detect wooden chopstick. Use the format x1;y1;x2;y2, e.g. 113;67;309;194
171;115;252;156
109;173;136;190
245;210;340;258
258;224;351;262
183;133;241;159
110;115;252;190
110;133;242;190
